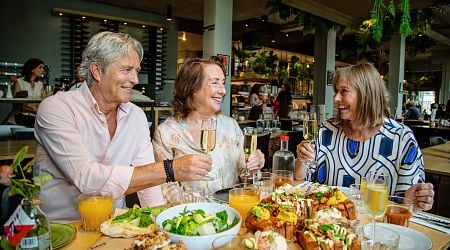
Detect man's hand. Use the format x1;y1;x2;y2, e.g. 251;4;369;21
172;154;212;182
0;165;13;186
405;183;434;211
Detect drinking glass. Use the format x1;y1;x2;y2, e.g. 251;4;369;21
363;171;389;241
212;235;255;249
272;119;281;132
384;196;413;227
241;127;257;183
350;183;366;214
78;191;113;231
254;172;274;200
303;112;318;143
358;224;400;250
256;116;265;133
229;186;260;227
200;118;217;181
304;160;318;182
273;169;294;188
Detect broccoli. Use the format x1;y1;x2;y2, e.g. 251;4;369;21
138;213;153;228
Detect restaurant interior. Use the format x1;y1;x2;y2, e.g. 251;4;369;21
0;0;449;249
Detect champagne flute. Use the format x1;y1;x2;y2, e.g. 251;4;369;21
200;118;217;181
303;112;318;143
302;112;318;182
241;127;257;183
363;171;389;242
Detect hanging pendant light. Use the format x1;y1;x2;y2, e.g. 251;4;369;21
166;4;173;21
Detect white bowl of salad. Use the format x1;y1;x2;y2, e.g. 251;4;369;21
155;202;241;250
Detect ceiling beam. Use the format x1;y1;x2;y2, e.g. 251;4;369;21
429;30;450;47
282;0;361;27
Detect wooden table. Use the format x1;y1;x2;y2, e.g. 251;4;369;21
422;141;450;176
61;214;450;250
0;139;36;161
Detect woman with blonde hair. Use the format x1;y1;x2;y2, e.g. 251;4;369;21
295;63;434;211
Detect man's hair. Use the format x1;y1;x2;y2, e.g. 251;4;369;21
80;31;143;87
333;63;390;128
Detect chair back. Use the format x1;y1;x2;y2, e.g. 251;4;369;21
257;132;271;171
287;131;303;158
429;136;445;146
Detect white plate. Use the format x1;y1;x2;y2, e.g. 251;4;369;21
374;223;432;250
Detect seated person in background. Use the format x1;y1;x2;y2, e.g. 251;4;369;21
152;57;265;196
34;31;212;221
405;100;421;120
295;63;434;211
67;64;85;91
273;83;292;118
248;83;265;120
13;58;45;127
435;103;447;120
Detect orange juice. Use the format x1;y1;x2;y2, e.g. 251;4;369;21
78;193;113;230
229;191;260;226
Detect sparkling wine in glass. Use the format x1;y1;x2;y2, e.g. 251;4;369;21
241;127;257;183
363;171;389;241
303;112;318;143
200;118;217;181
302;112;318;181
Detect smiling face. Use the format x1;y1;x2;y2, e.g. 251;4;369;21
91;49;140;106
194;64;226;116
333;76;358;121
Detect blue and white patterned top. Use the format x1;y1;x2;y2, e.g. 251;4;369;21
315;117;425;196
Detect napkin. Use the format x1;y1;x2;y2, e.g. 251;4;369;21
410;213;450;234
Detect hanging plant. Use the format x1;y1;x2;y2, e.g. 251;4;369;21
265;0;337;35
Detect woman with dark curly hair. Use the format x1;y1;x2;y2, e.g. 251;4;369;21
13;58;45;127
153;57;265;195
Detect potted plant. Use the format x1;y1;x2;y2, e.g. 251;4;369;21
3;146;53;248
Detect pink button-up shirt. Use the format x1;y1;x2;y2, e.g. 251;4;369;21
34;83;164;221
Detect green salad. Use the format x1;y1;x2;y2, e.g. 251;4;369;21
162;207;240;236
112;204;169;228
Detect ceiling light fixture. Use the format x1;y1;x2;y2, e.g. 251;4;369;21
261;15;268;22
166;4;173;21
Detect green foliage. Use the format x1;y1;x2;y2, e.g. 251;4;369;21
8;146;52;200
265;0;337;35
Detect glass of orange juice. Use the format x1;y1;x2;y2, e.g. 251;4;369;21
229;185;260;227
78;191;113;231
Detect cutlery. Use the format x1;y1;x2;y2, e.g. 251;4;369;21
413;213;450;228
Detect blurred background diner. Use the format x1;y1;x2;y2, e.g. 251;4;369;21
12;58;45;128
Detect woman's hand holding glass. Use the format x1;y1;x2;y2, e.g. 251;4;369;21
241;127;264;183
296;140;316;181
245;149;265;174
